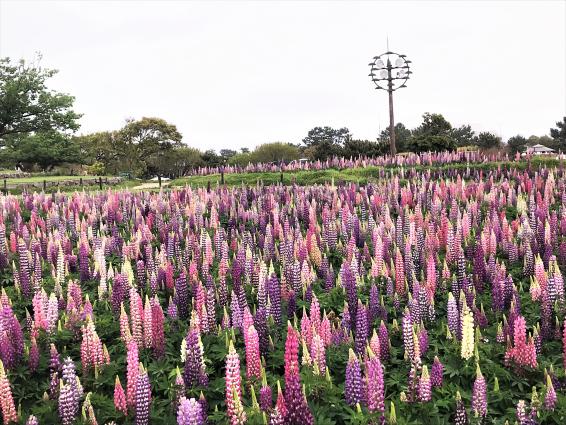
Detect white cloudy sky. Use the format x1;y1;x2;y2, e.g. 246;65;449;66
1;1;565;151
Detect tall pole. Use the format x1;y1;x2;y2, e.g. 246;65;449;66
369;51;411;157
387;58;396;156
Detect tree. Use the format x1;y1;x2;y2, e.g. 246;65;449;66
506;135;528;154
118;117;182;177
451;125;476;147
149;146;203;178
220;149;237;160
550;117;566;151
251;142;299;163
474;132;502;150
201;150;222;167
240;147;250;154
342;139;383;158
407;113;455;153
302;126;351;161
228;152;253;167
379;123;412;153
0;56;81;143
412;113;452;138
0;131;81;171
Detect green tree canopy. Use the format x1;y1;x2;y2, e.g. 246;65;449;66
407;113;455;153
302;126;351;161
550;117;566;151
342;139;383;158
506;135;528;154
474;132;502;150
0;56;81;143
379;123;412;153
251;142;299;163
451;125;476;147
0;131;81;171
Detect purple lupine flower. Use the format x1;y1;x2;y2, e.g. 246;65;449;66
260;372;273;412
354;301;368;355
184;328;207;388
268;274;282;326
472;365;487;417
175;273;190;320
368;284;379;324
177;396;204;425
431;356;443;387
378;321;390;361
447;293;459;339
455;391;468;425
545;374;556;410
345;349;363;406
135;365;151;425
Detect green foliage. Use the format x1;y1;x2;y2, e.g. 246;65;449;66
379;123;412;153
342;139;383;158
0;56;81;143
0;131;82;171
474;131;502;150
550;117;566;151
507;135;528;154
450;124;476;147
302;126;352;160
407;113;456;153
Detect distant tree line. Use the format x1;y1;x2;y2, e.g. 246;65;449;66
1;55;565;177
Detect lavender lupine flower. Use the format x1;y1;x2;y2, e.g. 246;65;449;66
365;348;384;413
378;321;390;361
472;365;487;417
175;273;190;320
418;365;431;402
345;349;363;407
545;374;557;410
26;415;39;425
135;364;151;425
177;396;204;425
59;380;79;425
268;274;282;326
184;328;208;388
431;356;443;387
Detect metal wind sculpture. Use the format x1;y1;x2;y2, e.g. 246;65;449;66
368;51;412;155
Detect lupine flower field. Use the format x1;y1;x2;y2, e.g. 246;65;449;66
0;160;565;424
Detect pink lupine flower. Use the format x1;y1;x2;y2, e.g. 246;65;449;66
311;332;326;375
225;340;246;425
472;365;487;417
365;348;385;413
126;339;139;410
143;296;153;349
130;288;143;347
545;374;556;410
114;376;127;415
245;325;261;379
0;360;17;424
120;303;132;343
151;297;165;359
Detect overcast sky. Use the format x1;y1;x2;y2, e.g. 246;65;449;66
1;1;565;151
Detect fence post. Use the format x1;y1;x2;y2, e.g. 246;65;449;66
158;175;162;188
43;180;47;191
99;177;102;190
80;177;83;186
3;179;6;195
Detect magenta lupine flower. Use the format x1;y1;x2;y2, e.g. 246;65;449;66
418;365;432;402
29;336;39;372
245;325;261;379
345;349;363;406
126;339;139;410
151;298;165;359
114;376;127;415
284;325;314;425
135;364;151;425
431;356;444;387
472;365;487;417
365;348;385;413
177;396;203;425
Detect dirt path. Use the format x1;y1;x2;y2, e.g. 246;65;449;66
132;182;170;190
